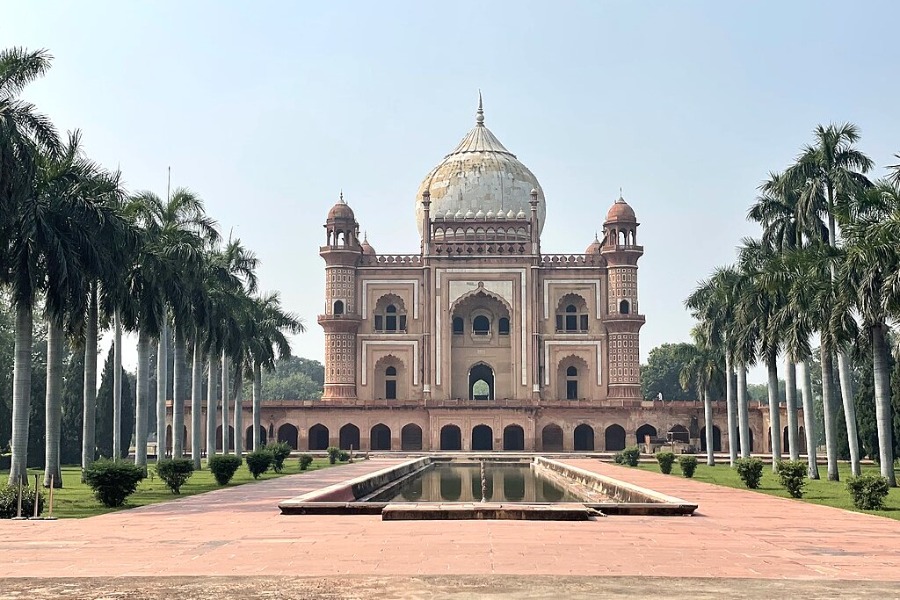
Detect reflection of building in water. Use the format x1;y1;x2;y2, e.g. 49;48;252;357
167;98;779;454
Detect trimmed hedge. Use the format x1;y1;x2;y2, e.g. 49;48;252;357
299;454;314;471
83;459;145;507
246;449;273;479
209;455;242;485
735;457;764;489
847;474;890;510
327;446;341;465
266;441;292;473
156;459;195;494
0;483;44;519
678;455;698;478
775;460;807;498
656;452;676;474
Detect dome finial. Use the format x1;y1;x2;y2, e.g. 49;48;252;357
618;187;624;202
339;189;345;204
476;90;484;126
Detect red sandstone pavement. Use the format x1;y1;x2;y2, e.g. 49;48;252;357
2;458;900;581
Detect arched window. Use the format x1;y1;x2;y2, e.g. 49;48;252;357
619;299;630;315
555;296;589;333
565;304;577;331
566;366;578;399
333;300;344;315
452;317;464;334
374;298;407;332
473;315;490;335
498;317;510;335
385;365;397;400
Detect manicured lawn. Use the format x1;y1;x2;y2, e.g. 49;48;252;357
5;456;338;519
637;460;900;520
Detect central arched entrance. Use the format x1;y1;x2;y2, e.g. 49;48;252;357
503;425;525;450
541;424;564;452
277;423;298;450
308;424;329;450
472;424;493;450
339;423;360;450
574;424;595;451
401;424;423;450
370;423;391;451
440;424;462;450
468;363;494;400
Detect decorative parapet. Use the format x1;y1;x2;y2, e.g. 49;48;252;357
540;254;606;267
359;254;423;266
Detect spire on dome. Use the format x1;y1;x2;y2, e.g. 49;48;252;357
339;189;345;204
476;90;484;126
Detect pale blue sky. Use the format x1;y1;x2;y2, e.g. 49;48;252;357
4;1;899;383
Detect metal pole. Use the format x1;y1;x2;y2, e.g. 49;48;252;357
48;474;56;520
32;474;40;518
14;477;24;519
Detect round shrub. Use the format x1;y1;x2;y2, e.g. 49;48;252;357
266;441;292;473
735;457;764;489
620;446;641;467
846;474;890;510
326;446;341;465
155;458;195;494
775;460;807;498
656;452;676;474
338;450;351;462
209;455;242;485
83;459;145;507
246;449;273;479
678;455;698;478
298;454;314;471
0;483;45;519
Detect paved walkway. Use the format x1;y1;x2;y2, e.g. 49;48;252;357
2;458;899;584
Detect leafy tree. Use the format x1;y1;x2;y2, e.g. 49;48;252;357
95;346;134;459
59;349;84;465
640;343;698;401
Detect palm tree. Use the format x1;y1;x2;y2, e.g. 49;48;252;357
1;47;61;484
686;266;743;463
839;180;900;485
677;333;725;466
787;123;873;477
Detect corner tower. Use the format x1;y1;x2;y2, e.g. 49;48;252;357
601;195;645;402
319;194;361;402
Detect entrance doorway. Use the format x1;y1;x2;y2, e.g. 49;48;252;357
468;363;494;400
472;425;493;450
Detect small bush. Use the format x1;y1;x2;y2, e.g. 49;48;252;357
338;450;351;462
246;449;273;479
775;460;807;498
0;483;45;518
735;457;764;489
327;446;341;465
266;441;292;473
678;455;698;478
83;459;145;507
208;455;242;485
156;458;195;494
299;454;314;471
846;474;890;510
620;446;641;467
656;452;676;474
613;452;624;465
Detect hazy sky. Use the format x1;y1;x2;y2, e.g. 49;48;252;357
4;1;899;384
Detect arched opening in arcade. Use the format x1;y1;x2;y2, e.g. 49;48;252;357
278;423;299;450
735;428;755;454
370;423;391;451
605;424;627;451
166;425;188;456
308;424;329;450
635;424;657;448
245;425;267;450
668;424;689;444
503;425;525;451
472;425;493;451
541;424;564;452
700;425;722;452
215;425;235;452
469;363;494;400
339;423;360;450
440;424;462;451
401;424;423;450
574;424;595;451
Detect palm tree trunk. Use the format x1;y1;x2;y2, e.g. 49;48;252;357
43;319;64;488
221;352;230;453
206;351;218;459
784;359;800;461
135;331;150;474
725;354;737;465
836;351;861;476
81;285;98;479
233;368;243;458
190;342;203;469
766;353;781;471
798;358;819;479
253;362;262;451
871;323;896;486
703;388;715;466
737;366;751;458
820;344;840;481
156;315;168;461
172;327;185;458
112;310;123;459
9;303;34;484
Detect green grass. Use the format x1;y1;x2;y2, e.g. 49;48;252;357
4;456;339;519
637;460;900;520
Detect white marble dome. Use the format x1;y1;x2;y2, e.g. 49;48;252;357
415;98;546;237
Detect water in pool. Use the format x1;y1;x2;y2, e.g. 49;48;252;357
369;461;587;503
